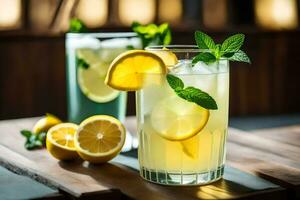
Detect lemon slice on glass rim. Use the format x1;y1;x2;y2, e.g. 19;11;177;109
105;50;167;91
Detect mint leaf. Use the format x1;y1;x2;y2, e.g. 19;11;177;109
21;130;32;139
126;45;135;50
158;23;172;45
132;22;172;48
20;130;46;150
166;74;218;110
195;31;216;50
177;87;218;110
222;52;235;58
192;52;216;65
69;18;87;33
167;74;184;91
228;50;251;63
221;34;244;53
76;57;89;69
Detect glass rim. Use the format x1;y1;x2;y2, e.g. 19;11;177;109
146;45;204;53
66;32;138;38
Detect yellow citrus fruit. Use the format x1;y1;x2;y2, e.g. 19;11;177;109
32;113;62;134
151;95;209;141
77;67;120;103
46;123;79;160
74;115;126;164
150;48;178;67
105;50;167;91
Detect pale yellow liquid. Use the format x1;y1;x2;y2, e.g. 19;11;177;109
136;63;229;184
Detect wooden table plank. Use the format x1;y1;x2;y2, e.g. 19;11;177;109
226;127;300;199
250;125;300;147
0;117;287;200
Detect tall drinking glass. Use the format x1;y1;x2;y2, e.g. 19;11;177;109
66;33;141;123
136;46;229;185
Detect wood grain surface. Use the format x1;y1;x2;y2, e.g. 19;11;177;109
0;117;295;199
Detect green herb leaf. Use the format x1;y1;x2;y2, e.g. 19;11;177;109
167;74;218;110
221;33;245;53
228;50;251;63
166;74;184;91
177;87;218;110
192;52;216;65
158;23;172;45
195;31;216;50
20;130;46;150
69;18;87;33
126;45;135;50
132;22;172;48
222;52;235;58
20;130;32;139
76;57;89;69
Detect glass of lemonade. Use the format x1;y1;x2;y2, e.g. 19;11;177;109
136;46;229;185
66;33;141;123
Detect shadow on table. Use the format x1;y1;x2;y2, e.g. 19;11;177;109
58;151;281;200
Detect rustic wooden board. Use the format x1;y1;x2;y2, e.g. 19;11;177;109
0;117;286;200
226;127;300;199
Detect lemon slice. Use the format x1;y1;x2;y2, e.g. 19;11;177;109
74;115;126;163
151;95;209;141
32;113;62;134
150;48;178;67
46;123;79;160
105;50;167;91
78;67;120;103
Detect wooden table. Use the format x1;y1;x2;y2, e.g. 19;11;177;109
0;117;299;200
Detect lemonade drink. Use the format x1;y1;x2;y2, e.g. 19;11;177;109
136;46;229;185
66;33;141;123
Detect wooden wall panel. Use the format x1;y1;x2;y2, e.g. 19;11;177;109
0;31;299;120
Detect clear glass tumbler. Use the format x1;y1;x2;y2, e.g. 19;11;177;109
66;32;141;123
136;46;229;185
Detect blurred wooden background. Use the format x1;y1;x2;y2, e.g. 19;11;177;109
0;0;300;120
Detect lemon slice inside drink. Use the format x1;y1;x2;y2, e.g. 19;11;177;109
76;48;120;103
77;67;119;103
74;115;126;163
46;123;79;160
151;95;209;141
105;50;167;91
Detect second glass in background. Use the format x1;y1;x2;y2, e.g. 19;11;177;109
66;32;141;124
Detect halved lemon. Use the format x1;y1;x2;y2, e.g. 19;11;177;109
105;50;167;91
150;48;178;67
151;95;209;141
78;67;120;103
32;113;62;134
46;123;79;160
74;115;126;164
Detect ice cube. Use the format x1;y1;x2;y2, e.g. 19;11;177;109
169;60;193;75
192;61;220;74
66;35;101;50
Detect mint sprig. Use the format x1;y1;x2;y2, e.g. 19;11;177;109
193;31;251;65
132;22;172;48
20;130;46;150
69;18;87;33
167;74;218;110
